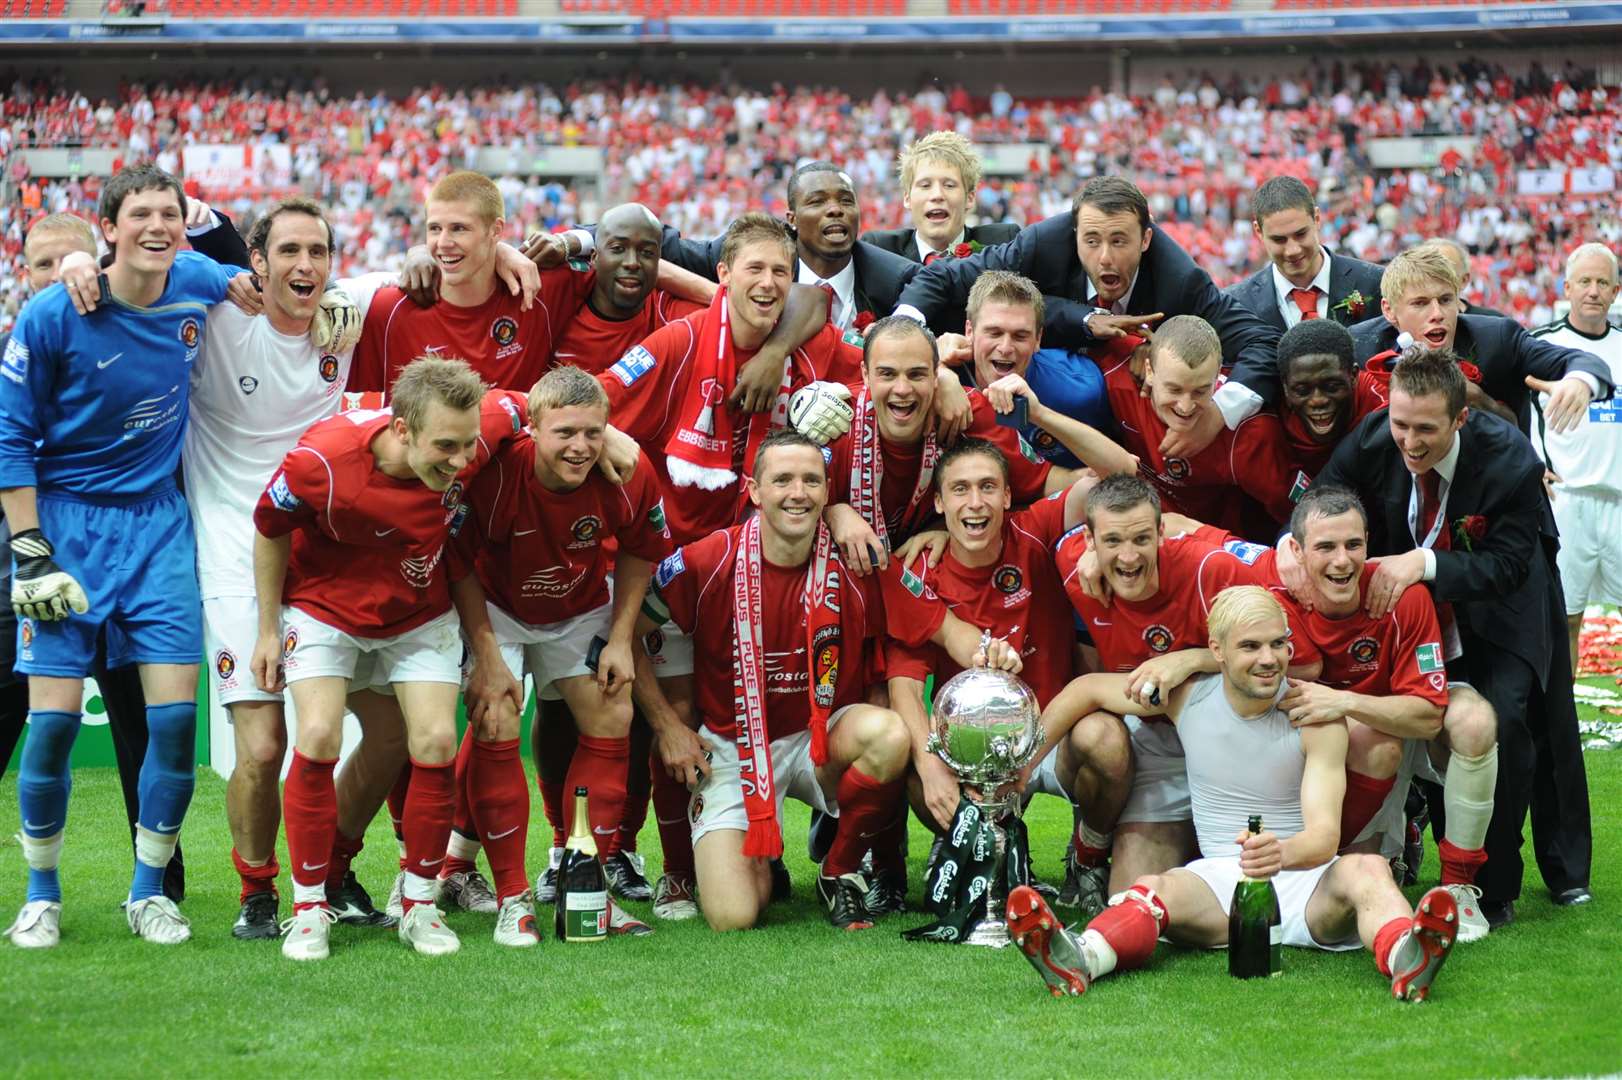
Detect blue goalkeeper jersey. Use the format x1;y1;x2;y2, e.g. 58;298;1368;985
0;251;239;498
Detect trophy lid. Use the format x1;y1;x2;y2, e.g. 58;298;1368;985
930;666;1042;784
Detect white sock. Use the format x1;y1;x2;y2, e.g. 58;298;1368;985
1443;746;1497;851
446;830;481;864
1385;929;1413;973
402;871;437;903
395;838;408;861
293;881;327;907
1077;822;1113;852
21;830;63;872
133;825;178;870
1079;928;1117;979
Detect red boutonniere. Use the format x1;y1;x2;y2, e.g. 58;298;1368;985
1458;360;1484;384
853;310;876;331
1452;514;1487;550
1333;291;1368;321
952;240;983;259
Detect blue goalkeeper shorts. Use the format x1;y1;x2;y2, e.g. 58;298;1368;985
14;487;202;677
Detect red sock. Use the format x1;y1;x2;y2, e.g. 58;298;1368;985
651;759;695;883
324;831;364;894
386;761;412;868
536;701;577;849
283;750;337;910
1338;771;1396;849
1084;888;1164;972
400;757;455;914
1071;839;1110;868
823;767;904;878
564;734;630;848
1373;915;1411;976
613;717;655;858
1437;838;1488;886
232;847;280;904
469;737;530;902
442;728;479;877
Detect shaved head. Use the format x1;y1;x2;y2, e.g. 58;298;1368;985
599;202;661;235
593;202;665;317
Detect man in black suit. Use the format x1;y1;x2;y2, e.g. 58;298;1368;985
1227;176;1386;332
859;130;1019;264
1309;349;1592;926
1349;244;1609;428
893;176;1281;457
1425;237;1510;321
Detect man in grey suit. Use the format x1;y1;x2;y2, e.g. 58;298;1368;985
1227;176;1386;332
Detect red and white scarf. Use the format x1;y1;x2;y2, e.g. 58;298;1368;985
665;288;791;492
849;388;940;553
731;514;843;859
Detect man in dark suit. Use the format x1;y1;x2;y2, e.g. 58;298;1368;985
1349;244;1609;428
859;130;1020;264
893;176;1281;457
1426;237;1510;321
1311;349;1593;926
1227;176;1386;332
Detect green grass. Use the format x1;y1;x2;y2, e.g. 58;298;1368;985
1;751;1619;1079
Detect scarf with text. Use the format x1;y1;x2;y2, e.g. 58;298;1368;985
731;514;844;858
849;388;940;553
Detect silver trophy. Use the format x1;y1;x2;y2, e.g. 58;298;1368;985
925;660;1043;948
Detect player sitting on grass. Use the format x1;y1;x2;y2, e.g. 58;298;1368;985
1008;586;1461;1003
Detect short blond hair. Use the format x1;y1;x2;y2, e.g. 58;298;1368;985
898;131;983;195
528;364;608;422
428;170;504;226
1381;246;1460;306
25;213;96;256
391;357;487;434
966;269;1044;328
1149;314;1221;372
1207;585;1287;647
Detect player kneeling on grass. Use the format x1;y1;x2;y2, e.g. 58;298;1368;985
635;431;918;932
449;365;671;944
1008;586;1461;1003
252;358;527;960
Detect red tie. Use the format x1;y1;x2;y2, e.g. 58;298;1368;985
924;251;944;265
1418;469;1447;546
1290;287;1320;321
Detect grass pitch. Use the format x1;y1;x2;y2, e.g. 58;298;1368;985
0;751;1617;1078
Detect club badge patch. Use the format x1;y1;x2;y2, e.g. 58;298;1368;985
994;565;1023;594
1163;457;1191;481
282;628;300;656
1144;624;1174;653
318;354;340;383
178;317;201;350
491;316;518;348
215;650;238;683
1350;637;1380;665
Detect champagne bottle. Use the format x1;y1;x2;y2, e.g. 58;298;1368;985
1228;814;1283;979
556;786;608;942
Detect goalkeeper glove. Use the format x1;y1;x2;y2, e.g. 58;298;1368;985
787;381;855;445
10;529;89;621
311;283;362;353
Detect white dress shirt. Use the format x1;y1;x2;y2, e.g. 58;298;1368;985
916;229;967;262
800;257;857;331
1272;248;1333;328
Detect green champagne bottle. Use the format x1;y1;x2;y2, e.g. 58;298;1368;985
556;786;608;942
1228;814;1282;979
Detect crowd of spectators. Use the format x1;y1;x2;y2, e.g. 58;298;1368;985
2;55;1618;335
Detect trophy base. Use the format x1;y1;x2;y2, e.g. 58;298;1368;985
963;916;1014;949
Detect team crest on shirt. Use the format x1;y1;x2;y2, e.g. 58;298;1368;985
994;565;1023;594
282;628;299;657
813;625;841;708
1143;624;1174;653
215;649;238;688
1163;457;1191;481
644;628;665;656
238;375;259;395
1030;429;1058;453
442;480;465;512
18;618;34;660
689;794;704;822
178;317;201;353
318;354;340;383
1350;637;1380;666
569;515;603;549
491;316;518;347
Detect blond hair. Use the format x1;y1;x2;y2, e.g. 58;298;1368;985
1381;246;1460;306
1149;314;1221;372
898;131;983;195
428;170;505;226
966;269;1045;328
25;213;96;256
1207;585;1287;646
391;357;487;434
528;364;609;422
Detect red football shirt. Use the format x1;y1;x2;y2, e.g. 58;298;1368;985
824;391;1054;543
884;490;1076;707
1057;528;1322;673
457;434;674;626
651;526;884;742
1100;357;1297;538
254;390;528;638
1297;565;1449;708
551;290;705;375
599;315;862;545
348;266;596;393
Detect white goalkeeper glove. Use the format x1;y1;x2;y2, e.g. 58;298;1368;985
787;381;855;445
311;283;362;353
10;529;89;621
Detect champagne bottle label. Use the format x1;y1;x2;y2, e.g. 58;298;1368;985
564;889;608;941
1269;924;1283;946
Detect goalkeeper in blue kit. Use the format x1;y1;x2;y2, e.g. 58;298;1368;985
0;165;240;948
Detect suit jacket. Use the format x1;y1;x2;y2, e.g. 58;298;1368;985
1461;301;1510;321
894;212;1284;404
1349;311;1614;426
649;225;920;319
860;221;1022;265
190;209;252;269
1226;252;1386;332
1315;407;1562;684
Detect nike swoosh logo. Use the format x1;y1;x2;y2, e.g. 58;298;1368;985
22;819;57;832
301;860;329;872
514;528;538;537
154;821;178;832
375;527;397;537
418;855;446;868
1091;620;1112;627
593;826;618;836
97;352;123;370
486;825;520;841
